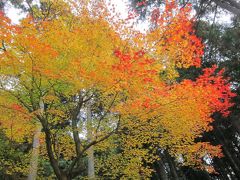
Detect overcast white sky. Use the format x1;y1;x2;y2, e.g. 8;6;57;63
5;0;129;24
5;0;232;27
6;5;26;24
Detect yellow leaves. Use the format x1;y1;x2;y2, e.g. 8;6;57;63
0;95;34;143
47;109;66;118
111;67;227;173
0;12;16;45
0;0;232;177
168;142;222;172
0;154;30;176
31;0;73;21
95;136;156;179
0;5;125;99
43;94;59;103
40;132;75;160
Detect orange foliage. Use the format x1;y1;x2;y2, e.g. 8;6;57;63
0;0;235;176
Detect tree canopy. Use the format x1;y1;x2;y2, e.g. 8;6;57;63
0;0;237;179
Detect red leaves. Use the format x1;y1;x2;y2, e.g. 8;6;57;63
195;66;235;117
147;1;203;69
112;50;234;120
113;50;132;70
114;49;121;57
136;0;147;7
133;50;145;60
113;50;157;84
0;12;14;45
143;77;153;83
11;104;23;111
142;98;151;108
151;8;160;23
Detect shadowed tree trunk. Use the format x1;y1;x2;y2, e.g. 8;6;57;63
87;103;95;179
212;0;240;16
215;126;240;179
166;152;179;180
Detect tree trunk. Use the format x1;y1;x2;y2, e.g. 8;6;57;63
215;127;240;178
60;172;71;180
166;152;179;180
28;100;44;180
0;2;4;12
212;0;240;16
27;124;41;180
157;159;168;180
44;127;62;179
41;109;62;178
87;103;95;179
214;158;231;180
222;145;240;179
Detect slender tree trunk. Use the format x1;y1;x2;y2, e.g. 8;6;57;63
215;127;240;178
61;173;71;180
44;128;62;179
28;100;44;180
0;0;5;12
232;117;240;134
157;159;168;180
178;168;187;180
222;145;240;178
214;158;231;180
39;100;63;180
212;0;240;16
87;103;95;179
166;152;179;180
27;124;41;180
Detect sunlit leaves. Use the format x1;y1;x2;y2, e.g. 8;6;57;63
0;0;235;178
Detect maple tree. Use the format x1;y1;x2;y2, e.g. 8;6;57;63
0;0;235;179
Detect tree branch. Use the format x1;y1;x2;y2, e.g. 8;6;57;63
71;93;83;157
68;115;121;176
212;0;240;16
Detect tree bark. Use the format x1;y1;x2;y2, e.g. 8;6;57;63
27;124;41;180
71;95;83;157
155;158;168;180
44;127;63;179
212;0;240;16
215;127;240;179
221;145;240;178
87;103;95;179
214;158;231;179
27;100;44;180
166;152;179;180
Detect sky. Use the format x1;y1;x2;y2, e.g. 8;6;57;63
5;2;26;24
4;0;150;33
5;0;129;24
4;0;233;28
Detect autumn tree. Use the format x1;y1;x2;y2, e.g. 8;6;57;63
130;0;240;19
129;1;240;179
0;0;235;179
